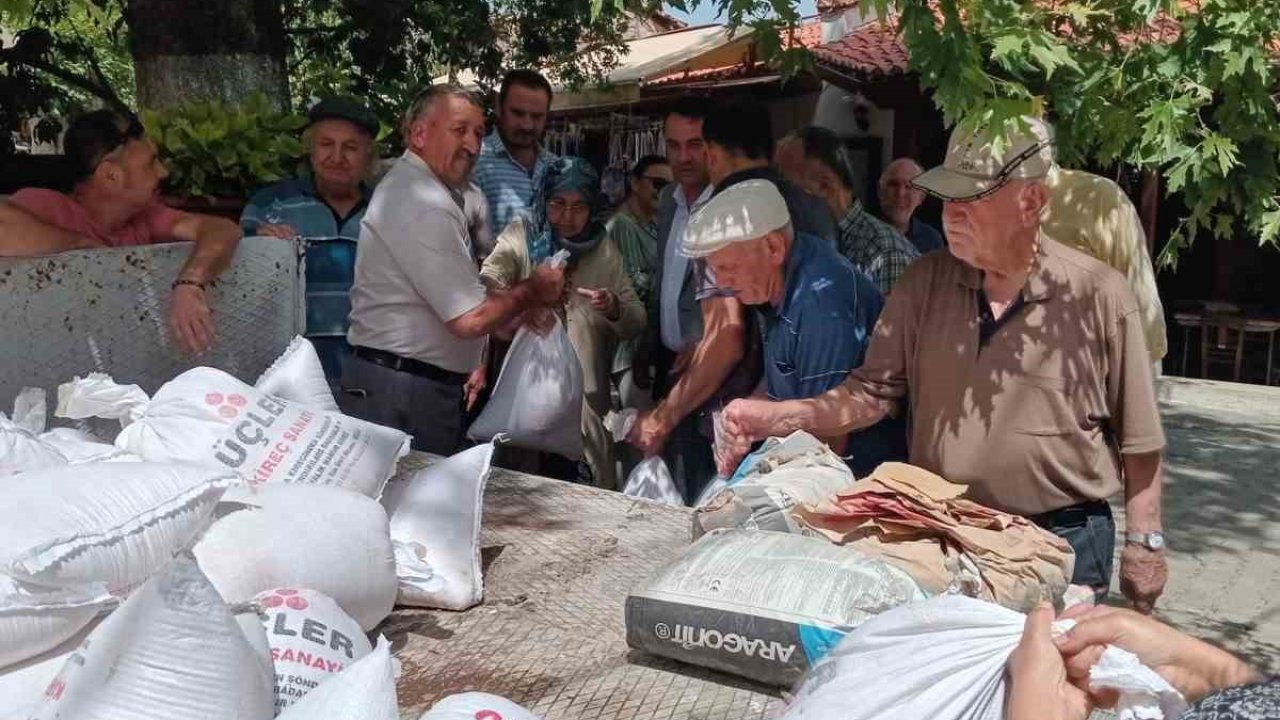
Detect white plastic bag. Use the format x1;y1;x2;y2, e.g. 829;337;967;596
382;443;493;610
57;368;410;498
254;587;372;714
419;692;541;720
468;317;584;459
194;484;397;631
0;388;66;476
781;594;1185;720
622;456;683;506
29;554;274;720
254;336;340;412
0;462;235;593
0;576;113;671
275;636;397;720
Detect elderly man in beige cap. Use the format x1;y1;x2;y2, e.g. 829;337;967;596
719;117;1169;612
683;179;896;475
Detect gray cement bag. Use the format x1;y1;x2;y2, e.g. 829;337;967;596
625;529;926;687
692;432;854;539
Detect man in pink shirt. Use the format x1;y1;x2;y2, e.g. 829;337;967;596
0;110;243;354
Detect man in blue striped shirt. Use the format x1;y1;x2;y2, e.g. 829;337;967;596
473;70;558;243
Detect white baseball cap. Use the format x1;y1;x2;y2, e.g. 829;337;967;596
681;179;791;259
912;116;1056;202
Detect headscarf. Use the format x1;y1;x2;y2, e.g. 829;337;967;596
1177;679;1280;720
525;156;606;264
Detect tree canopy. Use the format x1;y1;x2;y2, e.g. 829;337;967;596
668;0;1280;263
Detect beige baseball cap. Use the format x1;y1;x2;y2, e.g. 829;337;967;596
681;179;791;258
912;116;1056;202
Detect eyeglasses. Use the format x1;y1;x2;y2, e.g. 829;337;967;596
643;176;670;191
547;197;591;216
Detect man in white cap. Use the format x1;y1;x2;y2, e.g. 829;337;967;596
682;180;896;473
718;117;1168;613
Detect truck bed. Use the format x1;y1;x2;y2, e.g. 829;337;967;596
385;453;784;720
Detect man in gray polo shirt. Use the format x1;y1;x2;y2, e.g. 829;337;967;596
342;85;564;455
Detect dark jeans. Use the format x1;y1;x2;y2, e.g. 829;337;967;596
337;353;466;456
1031;499;1116;599
311;336;348;383
663;412;718;505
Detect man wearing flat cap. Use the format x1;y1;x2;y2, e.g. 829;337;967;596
719;117;1168;613
683;180;892;473
240;96;382;378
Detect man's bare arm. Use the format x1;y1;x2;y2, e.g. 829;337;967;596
0;202;95;257
170;213;241;283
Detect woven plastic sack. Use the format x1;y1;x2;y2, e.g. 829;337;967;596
275;636;397;720
0;388;66;476
0;576;113;671
692;432;854;539
254;336;340;412
0;462;235;593
0;616;100;720
254;587;372;714
419;692;541;720
29;555;274;720
781;594;1186;720
57;368;409;498
468;316;584;459
383;443;493;611
626;529;925;687
194;483;397;631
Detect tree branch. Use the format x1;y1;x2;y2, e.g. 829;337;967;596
4;53;129;112
286;22;356;36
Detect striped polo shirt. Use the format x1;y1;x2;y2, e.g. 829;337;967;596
472;131;555;237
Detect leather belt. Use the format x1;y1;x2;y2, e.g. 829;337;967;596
350;345;468;385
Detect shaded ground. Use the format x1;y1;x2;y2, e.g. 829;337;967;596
1111;378;1280;674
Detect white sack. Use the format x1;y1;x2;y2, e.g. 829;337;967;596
39;427;137;464
0;576;113;671
622;456;683;506
254;336;340;412
29;554;274;720
419;693;541;720
383;443;493;611
275;636;397;720
781;594;1185;720
194;484;397;631
254;587;372;714
468;317;584;459
0;388;66;476
0;616;100;720
0;462;235;593
57;368;409;498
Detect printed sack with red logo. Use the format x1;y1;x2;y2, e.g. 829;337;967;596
418;693;541;720
29;554;274;720
275;636;397;720
254;587;372;714
194;484;397;631
0;616;100;720
56;368;410;498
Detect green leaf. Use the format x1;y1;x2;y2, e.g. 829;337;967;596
990;34;1024;61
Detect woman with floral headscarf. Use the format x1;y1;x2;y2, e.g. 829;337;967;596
480;156;646;489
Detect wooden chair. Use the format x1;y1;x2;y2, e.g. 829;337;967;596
1200;311;1248;382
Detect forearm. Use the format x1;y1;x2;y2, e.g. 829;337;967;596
1122;451;1163;533
657;325;743;425
0;203;93;256
177;218;240;283
450;282;538;339
764;382;891;440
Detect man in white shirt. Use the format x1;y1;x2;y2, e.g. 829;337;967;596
342;85;564;454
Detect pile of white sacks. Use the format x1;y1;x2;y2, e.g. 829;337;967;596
0;337;540;720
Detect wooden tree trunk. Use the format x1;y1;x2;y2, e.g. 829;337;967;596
128;0;289;112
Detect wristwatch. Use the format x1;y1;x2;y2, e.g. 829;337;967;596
1125;531;1166;551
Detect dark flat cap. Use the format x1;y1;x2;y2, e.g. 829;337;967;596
308;97;380;137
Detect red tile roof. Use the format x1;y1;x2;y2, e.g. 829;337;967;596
644;18;827;89
811;20;910;79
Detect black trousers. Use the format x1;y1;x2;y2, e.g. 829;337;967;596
337;353;467;456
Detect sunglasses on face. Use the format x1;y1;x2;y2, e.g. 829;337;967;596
643;175;670;191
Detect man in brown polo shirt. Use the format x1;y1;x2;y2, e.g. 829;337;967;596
719;117;1168;612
